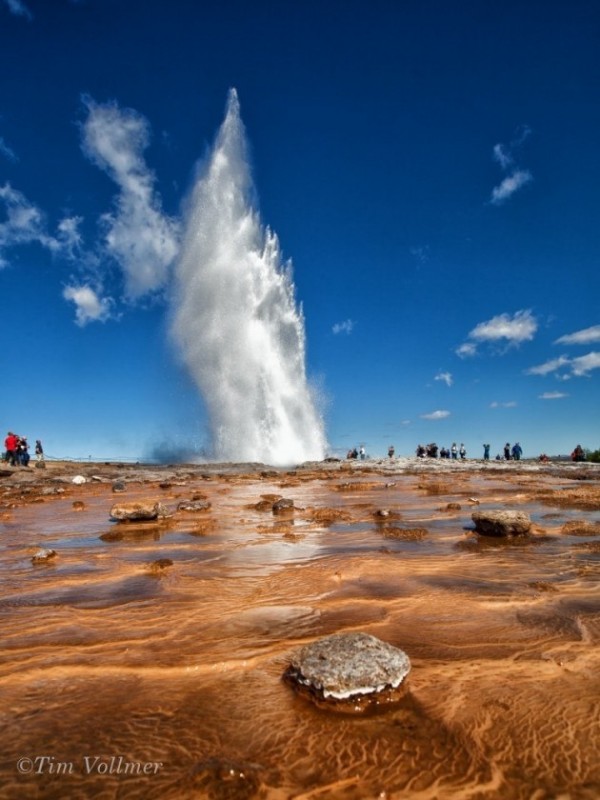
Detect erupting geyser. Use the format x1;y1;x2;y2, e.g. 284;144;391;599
171;90;327;465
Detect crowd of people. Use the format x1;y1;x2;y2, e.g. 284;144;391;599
415;442;468;459
3;432;43;467
346;445;367;460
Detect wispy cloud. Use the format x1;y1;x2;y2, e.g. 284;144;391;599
420;409;450;420
525;356;570;376
0;136;17;162
470;310;537;344
0;182;56;266
62;285;114;327
490;126;532;205
55;216;85;259
570;351;600;376
526;351;600;379
434;371;453;387
554;325;600;346
332;319;355;335
456;341;477;358
491;170;532;205
81;96;179;300
539;391;568;400
457;309;537;357
490;401;517;408
3;0;32;19
409;245;430;264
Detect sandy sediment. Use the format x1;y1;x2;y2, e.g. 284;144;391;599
0;457;598;799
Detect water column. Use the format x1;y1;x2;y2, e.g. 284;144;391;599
171;90;326;465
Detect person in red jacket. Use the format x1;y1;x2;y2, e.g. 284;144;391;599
4;432;18;466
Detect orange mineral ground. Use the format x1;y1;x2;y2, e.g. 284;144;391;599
0;458;599;799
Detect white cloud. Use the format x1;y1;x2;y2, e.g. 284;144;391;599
81;97;179;300
570;351;600;377
554;325;600;346
526;351;600;379
490;401;517;408
456;341;477;358
332;319;354;335
3;0;32;18
55;216;84;258
420;409;450;420
469;309;537;345
493;143;513;170
457;310;537;358
539;391;568;400
490;127;532;205
0;137;17;162
0;182;57;265
434;371;453;387
490;169;532;205
525;355;570;376
63;285;113;326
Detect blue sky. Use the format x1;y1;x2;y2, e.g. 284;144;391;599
1;0;598;461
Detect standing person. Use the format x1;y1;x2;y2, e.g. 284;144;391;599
35;439;44;461
459;443;466;460
17;437;30;466
504;443;511;460
4;432;17;466
512;442;522;461
388;445;395;458
451;443;458;460
571;444;585;462
359;446;366;460
483;443;490;460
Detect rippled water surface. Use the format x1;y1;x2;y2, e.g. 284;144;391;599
0;464;599;799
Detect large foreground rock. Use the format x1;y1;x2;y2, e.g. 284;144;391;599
472;510;531;537
110;501;169;522
285;632;411;701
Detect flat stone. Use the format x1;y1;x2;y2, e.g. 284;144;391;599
110;501;169;522
273;498;294;514
472;510;531;537
286;632;411;700
177;500;211;512
31;548;56;563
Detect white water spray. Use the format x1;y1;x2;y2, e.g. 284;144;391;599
171;90;327;465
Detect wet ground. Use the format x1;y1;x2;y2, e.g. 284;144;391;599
0;459;598;799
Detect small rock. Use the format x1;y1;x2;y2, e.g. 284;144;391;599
444;502;462;511
72;500;86;511
31;548;56;563
110;501;169;522
72;475;86;485
376;508;390;517
472;510;531;537
149;558;174;571
561;520;600;537
285;632;411;703
35;461;46;470
273;498;294;514
177;499;211;512
112;480;127;493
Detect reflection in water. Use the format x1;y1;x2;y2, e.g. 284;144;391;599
0;468;598;798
